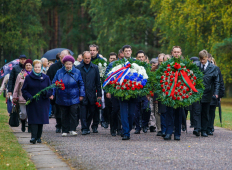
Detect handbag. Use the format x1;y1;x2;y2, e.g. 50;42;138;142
9;103;20;127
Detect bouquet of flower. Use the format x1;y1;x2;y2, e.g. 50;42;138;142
25;80;65;105
154;57;205;108
92;59;108;81
103;58;155;100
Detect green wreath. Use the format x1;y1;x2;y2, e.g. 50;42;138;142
154;57;205;108
103;58;156;100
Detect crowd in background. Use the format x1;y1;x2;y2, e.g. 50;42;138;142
0;44;225;143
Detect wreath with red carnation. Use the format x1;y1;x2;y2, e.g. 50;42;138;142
154;57;205;108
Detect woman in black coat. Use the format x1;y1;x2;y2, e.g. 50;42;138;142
22;60;52;144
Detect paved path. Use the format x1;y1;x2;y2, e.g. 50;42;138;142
41;118;232;170
11;126;71;170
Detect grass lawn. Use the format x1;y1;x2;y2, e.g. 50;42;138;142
0;94;36;170
214;98;232;130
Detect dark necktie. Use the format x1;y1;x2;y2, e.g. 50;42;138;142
201;65;205;72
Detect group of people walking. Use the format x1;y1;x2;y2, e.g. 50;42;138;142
0;44;224;144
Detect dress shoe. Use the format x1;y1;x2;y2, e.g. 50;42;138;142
161;132;166;137
111;132;116;136
193;130;200;136
149;126;156;132
143;127;148;133
117;130;122;136
174;136;180;141
87;130;90;134
103;122;109;129
201;132;208;137
182;125;186;131
69;131;77;136
212;128;214;132
164;134;172;140
92;128;98;133
37;139;41;143
122;135;130;140
190;125;194;128
56;128;61;133
207;131;213;135
62;133;68;137
82;130;88;135
134;129;140;134
30;138;36;144
156;131;162;136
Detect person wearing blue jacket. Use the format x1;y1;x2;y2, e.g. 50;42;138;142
51;55;85;137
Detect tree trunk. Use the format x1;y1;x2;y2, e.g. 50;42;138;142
53;6;58;48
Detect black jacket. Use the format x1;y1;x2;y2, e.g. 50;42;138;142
47;60;63;82
76;62;102;105
210;66;225;106
195;61;220;103
8;63;24;93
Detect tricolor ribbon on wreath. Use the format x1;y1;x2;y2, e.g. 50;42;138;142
103;62;131;87
168;63;198;97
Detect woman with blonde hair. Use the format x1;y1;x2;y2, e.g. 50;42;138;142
22;60;52;144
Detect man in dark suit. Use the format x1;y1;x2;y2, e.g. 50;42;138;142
76;51;102;135
192;50;220;137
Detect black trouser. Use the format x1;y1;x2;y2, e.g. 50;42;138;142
201;102;210;132
60;104;78;133
77;105;80;127
54;104;62;129
182;109;188;126
103;95;111;123
192;102;201;131
207;105;216;132
31;124;43;139
80;100;98;131
110;95;121;132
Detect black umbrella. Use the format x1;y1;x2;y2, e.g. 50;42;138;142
218;100;222;127
41;48;74;61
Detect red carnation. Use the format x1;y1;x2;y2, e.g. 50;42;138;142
188;75;191;79
161;84;164;88
167;87;170;90
172;96;176;100
128;64;131;67
165;92;169;95
194;76;196;80
193;82;196;86
183;90;186;94
165;77;168;80
160;80;163;83
135;85;138;88
166;73;169;76
162;89;165;92
121;83;124;86
189;93;192;95
60;80;63;83
129;83;132;87
126;87;130;90
175;92;178;95
165;82;168;85
124;79;127;83
170;79;173;82
177;84;180;87
161;76;164;79
95;102;99;105
133;82;136;85
177;97;180;100
164;71;167;73
184;66;186;68
140;85;143;89
186;95;189;99
167;64;170;67
129;80;132;84
172;71;175;74
183;83;186;86
170;75;174;78
121;87;124;90
132;87;135;91
187;69;190;72
186;88;190;91
125;84;128;87
178;89;181;92
150;93;154;97
181;86;184;89
178;73;181;76
167;68;171;72
182;96;185;99
137;87;140;90
169;83;172;86
116;86;120;90
179;93;182;96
